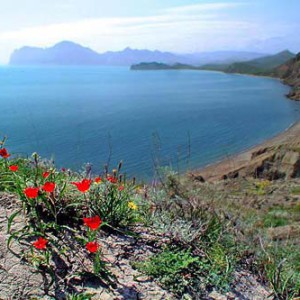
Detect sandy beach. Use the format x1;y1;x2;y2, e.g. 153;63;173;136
193;121;300;181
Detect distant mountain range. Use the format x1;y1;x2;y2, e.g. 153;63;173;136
9;41;268;66
132;51;295;72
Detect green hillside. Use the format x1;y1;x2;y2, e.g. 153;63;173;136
201;50;295;75
131;62;198;70
237;50;294;69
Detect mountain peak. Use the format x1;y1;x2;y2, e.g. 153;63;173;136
52;41;84;49
123;47;134;52
277;49;294;55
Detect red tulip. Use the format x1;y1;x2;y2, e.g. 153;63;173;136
86;241;99;253
72;179;92;193
107;176;118;184
24;187;39;198
9;165;18;172
95;176;102;183
43;171;50;178
33;237;48;250
83;215;102;230
118;185;124;191
0;148;10;159
42;182;56;193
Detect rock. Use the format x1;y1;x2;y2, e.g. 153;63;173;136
192;175;205;182
225;292;236;299
251;147;269;159
245;147;300;180
135;275;151;282
188;173;206;182
91;291;114;300
222;170;239;180
231;270;271;299
208;291;227;300
280;151;300;178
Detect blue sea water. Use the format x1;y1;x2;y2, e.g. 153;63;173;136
0;66;300;179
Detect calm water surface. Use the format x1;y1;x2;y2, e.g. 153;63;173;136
0;66;300;178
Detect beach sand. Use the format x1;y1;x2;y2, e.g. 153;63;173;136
192;121;300;181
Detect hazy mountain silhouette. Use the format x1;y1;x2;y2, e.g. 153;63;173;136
9;41;268;66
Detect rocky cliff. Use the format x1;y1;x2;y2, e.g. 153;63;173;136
276;52;300;100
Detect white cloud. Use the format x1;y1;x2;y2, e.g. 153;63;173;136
0;2;261;63
165;2;244;14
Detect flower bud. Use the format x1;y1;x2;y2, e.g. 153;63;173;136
118;160;123;172
104;164;108;175
85;163;92;178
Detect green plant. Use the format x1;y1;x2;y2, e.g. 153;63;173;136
263;216;289;228
267;262;300;299
201;243;233;291
0;142;127;295
291;186;300;195
88;164;140;227
66;292;93;300
261;244;300;299
254;180;271;195
134;247;199;295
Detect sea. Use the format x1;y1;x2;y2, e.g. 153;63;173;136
1;66;300;179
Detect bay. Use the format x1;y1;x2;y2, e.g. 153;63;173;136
0;66;300;178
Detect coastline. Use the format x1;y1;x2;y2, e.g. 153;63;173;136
199;70;297;101
189;67;300;181
192;120;300;182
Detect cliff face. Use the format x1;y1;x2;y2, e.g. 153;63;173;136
277;53;300;100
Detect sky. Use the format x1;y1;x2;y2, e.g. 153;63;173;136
0;0;299;64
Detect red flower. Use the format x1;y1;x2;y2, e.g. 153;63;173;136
72;179;92;193
9;165;18;172
33;237;48;250
86;241;99;253
42;182;56;193
43;171;50;178
107;176;118;184
0;148;10;159
61;168;66;172
24;187;39;198
83;215;102;230
118;185;124;191
95;176;102;183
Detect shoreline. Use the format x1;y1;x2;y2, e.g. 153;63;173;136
192;120;300;181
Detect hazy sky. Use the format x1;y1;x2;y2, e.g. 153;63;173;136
0;0;299;64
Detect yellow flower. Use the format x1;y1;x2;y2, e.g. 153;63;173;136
128;201;137;210
256;180;271;189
